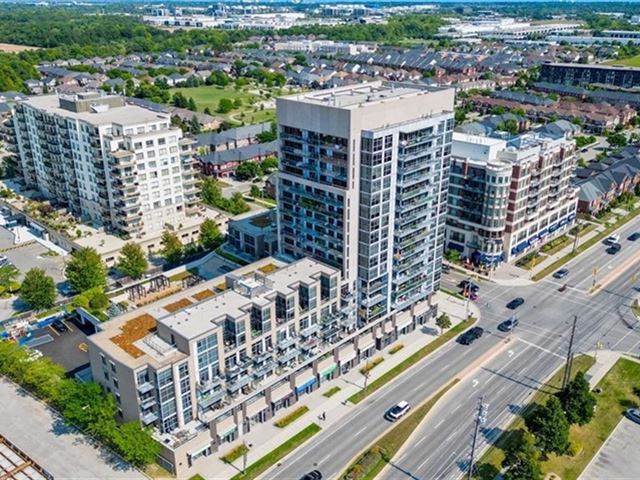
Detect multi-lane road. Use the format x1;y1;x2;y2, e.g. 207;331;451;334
266;217;640;480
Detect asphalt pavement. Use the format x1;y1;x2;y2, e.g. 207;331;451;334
268;214;640;480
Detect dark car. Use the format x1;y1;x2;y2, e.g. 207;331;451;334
498;317;519;332
458;326;484;345
628;232;640;241
607;242;622;254
441;264;450;273
51;319;69;333
553;268;569;279
626;408;640;425
459;280;480;292
506;297;525;310
300;471;323;480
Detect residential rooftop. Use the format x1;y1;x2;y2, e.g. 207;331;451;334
284;81;447;109
544;62;640;72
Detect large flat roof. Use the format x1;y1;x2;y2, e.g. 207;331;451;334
283;81;450;110
23;94;169;126
544;62;640;72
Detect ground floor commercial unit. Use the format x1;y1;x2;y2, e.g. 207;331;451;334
154;301;436;477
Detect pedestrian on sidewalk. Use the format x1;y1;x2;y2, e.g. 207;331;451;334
321;412;326;421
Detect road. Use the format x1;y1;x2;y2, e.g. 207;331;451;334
268;214;640;480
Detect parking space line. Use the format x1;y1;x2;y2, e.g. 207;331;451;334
48;325;60;337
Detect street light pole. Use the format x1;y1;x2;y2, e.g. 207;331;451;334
467;396;488;480
242;441;253;475
562;315;578;390
465;275;471;319
572;220;581;253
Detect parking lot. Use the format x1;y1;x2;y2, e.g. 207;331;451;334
24;316;92;376
580;417;640;480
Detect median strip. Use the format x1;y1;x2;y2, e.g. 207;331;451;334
230;423;321;480
532;207;640;281
341;379;459;480
348;317;476;405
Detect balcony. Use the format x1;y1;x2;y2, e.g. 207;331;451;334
278;336;297;350
140;397;157;410
252;360;276;379
137;382;154;394
141;411;158;425
227;375;252;394
300;324;320;338
198;389;226;409
278;348;299;365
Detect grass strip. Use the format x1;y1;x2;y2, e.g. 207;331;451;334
359;357;384;375
440;287;465;300
348;317;476;405
323;386;342;398
389;344;404;355
230;423;321;480
474;354;595;479
342;379;459;480
540;235;571;256
221;443;250;464
533;207;640;281
274;405;309;428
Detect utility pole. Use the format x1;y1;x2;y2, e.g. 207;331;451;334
467;396;489;480
562;315;578;390
465;275;471;318
242;441;253;474
572;220;580;253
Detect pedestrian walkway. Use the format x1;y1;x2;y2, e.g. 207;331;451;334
194;293;480;479
584;350;640;389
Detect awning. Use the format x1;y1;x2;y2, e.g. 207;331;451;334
447;242;465;253
568;213;576;220
295;376;317;393
548;223;558;232
318;356;336;372
539;228;549;237
559;219;567;226
320;363;337;378
515;241;528;252
295;371;316;388
527;236;538;245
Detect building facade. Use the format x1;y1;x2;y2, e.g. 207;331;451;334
446;131;579;267
539;62;640;88
6;92;199;238
226;210;278;262
87;257;436;476
276;81;455;325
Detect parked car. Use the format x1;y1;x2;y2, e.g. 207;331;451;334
300;471;323;480
0;255;8;265
498;317;519;332
458;327;484;345
628;232;640;241
626;408;640;425
604;234;620;245
441;264;450;273
387;401;411;421
607;242;622;254
51;319;69;333
553;268;569;279
506;297;525;310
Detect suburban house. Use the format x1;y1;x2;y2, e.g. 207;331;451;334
195;122;272;153
198;140;278;178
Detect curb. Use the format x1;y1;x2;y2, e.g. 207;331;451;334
343;338;513;480
588;249;640;296
577;417;625;480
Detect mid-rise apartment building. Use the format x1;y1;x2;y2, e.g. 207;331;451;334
539;62;640;88
6;92;199;238
87;256;436;476
277;82;455;324
446;130;579;266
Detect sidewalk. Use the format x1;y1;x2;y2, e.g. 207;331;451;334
194;293;480;479
448;219;605;287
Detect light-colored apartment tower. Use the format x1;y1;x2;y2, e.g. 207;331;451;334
7;92;199;237
277;81;455;325
446;129;579;266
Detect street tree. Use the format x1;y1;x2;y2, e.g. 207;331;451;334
217;98;233;114
502;429;542;480
20;268;56;310
250;184;262;198
117;242;148;280
199;218;223;251
436;313;452;335
112;422;161;467
161;230;183;264
66;247;106;293
525;396;570;456
0;263;20;293
559;371;597;425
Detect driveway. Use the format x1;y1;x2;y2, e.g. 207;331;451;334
580;416;640;480
0;377;145;480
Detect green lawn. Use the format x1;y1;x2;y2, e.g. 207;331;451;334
230;423;321;480
474;355;596;479
348;317;476;404
342;379;459;480
168;85;276;126
606;55;640;67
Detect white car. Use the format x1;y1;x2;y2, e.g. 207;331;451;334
605;234;620;245
387;400;411;421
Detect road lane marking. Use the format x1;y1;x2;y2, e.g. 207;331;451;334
516;337;564;359
318;454;331;465
433;419;445;430
354;426;367;437
417;455;432;471
415;435;428;446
